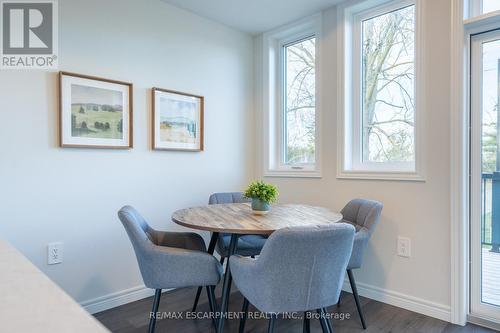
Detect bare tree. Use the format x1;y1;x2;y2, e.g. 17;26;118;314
285;38;316;164
362;5;415;162
283;6;415;164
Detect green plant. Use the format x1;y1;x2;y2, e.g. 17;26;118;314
244;180;279;203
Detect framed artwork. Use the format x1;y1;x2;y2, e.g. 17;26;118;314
152;87;204;151
59;72;133;149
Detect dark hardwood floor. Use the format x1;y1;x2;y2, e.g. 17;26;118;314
95;286;498;333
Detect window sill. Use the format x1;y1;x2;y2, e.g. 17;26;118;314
264;169;322;178
337;170;425;182
464;9;500;30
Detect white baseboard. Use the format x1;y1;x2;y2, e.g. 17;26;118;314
342;280;451;322
81;280;451;322
81;285;166;315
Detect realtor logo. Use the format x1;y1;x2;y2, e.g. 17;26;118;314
1;0;58;69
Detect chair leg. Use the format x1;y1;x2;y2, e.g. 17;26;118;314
206;286;218;330
207;286;218;312
303;312;310;333
193;260;222;313
347;269;367;329
267;315;276;333
322;308;334;333
217;234;239;333
192;287;203;312
316;309;330;333
239;298;249;333
148;289;162;333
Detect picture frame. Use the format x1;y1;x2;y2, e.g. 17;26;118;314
59;72;133;149
152;87;204;152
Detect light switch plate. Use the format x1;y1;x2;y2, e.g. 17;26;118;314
47;242;63;265
397;237;411;258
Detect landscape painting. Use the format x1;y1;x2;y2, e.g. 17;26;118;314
71;84;123;140
153;88;204;151
59;72;133;149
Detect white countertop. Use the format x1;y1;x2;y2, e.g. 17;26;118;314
0;240;110;333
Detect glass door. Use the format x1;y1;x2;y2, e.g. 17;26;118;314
471;30;500;322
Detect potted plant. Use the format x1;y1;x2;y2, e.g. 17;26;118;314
244;180;279;215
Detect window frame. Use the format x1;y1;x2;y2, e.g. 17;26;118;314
262;15;322;178
337;0;425;181
469;0;481;18
280;34;317;167
468;0;500;19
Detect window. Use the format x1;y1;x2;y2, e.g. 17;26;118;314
469;0;500;18
283;37;316;165
361;5;415;164
338;0;423;180
483;0;500;14
262;16;321;177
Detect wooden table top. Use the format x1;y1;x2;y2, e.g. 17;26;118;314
171;203;343;235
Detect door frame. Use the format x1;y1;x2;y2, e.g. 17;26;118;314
450;0;500;327
450;0;468;325
469;28;500;323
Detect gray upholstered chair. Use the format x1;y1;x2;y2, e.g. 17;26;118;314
192;192;268;312
338;198;383;329
209;192;267;258
230;223;355;333
118;206;222;333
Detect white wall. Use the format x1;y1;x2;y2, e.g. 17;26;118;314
254;0;453;319
0;0;254;308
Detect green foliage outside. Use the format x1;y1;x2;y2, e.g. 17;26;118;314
244;181;279;204
287;146;315;165
482;107;498;173
483;211;492;245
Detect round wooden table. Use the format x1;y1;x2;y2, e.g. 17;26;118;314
171;203;343;333
172;203;343;235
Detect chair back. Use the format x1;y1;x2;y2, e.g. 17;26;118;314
118;206;157;286
341;198;383;234
238;223;355;313
208;192;250;205
209;192;250;242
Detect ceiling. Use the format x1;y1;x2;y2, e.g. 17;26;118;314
161;0;344;34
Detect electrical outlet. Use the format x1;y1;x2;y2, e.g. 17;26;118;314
47;242;63;265
397;237;411;258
